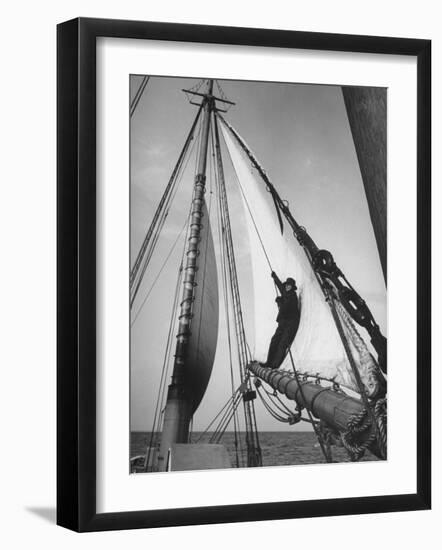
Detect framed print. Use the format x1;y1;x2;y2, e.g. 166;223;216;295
57;17;431;532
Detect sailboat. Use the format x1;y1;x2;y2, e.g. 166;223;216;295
130;78;387;473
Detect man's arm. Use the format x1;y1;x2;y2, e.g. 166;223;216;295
271;271;284;293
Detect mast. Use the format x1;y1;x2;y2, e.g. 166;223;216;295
157;81;215;471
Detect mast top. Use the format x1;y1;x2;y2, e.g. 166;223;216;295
182;79;235;113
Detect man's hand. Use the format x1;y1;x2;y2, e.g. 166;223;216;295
271;271;277;279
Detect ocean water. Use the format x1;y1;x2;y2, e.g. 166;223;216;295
130;431;380;470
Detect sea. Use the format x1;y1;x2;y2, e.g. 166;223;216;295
130;431;380;469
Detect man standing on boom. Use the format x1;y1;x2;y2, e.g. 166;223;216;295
263;271;301;370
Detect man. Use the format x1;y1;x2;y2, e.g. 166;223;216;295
263;271;301;370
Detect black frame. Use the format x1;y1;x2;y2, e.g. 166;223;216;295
57;17;431;532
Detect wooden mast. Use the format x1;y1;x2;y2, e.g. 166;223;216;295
157;81;214;471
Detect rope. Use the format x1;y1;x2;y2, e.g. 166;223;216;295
325;292;385;457
130;76;149;117
130;106;203;306
184;79;206;103
212;115;262;467
131;118;202;305
143;259;184;471
131;218;188;326
255;383;296;423
210;128;241;466
340;400;387;461
334;298;386;399
214;80;233;113
256;390;289;422
260;383;300;418
222;137;273;272
375;398;387;457
210;393;243;444
194;389;241;443
340;408;376;461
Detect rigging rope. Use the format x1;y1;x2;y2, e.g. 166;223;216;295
131;118;203;307
130;105;203;305
194;388;241;443
226;153;274;272
183;79;206;103
210;393;244;444
212;115;262;467
143;258;184;471
333;298;386;398
262;384;301;418
131;218;188;326
130;76;150;117
210;128;241;466
255;383;296;423
326;291;385;457
131;119;202;305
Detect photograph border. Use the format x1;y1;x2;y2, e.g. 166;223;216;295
57;17;431;532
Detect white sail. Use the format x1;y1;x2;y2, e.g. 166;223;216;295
220;120;369;390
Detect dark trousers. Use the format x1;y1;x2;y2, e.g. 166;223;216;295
265;319;299;369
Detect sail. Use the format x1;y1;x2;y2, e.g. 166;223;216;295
220;121;374;392
184;200;219;413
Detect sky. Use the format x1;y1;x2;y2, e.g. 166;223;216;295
129;75;386;433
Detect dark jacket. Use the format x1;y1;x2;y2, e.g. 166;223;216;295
272;272;300;323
